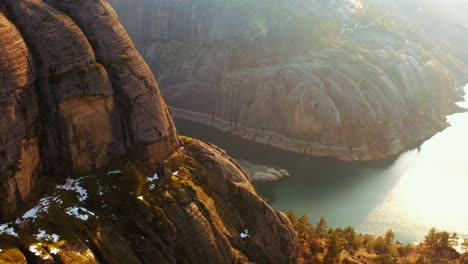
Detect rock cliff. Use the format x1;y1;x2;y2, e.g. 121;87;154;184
0;0;298;262
109;0;468;161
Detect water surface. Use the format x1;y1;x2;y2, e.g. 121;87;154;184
175;88;468;242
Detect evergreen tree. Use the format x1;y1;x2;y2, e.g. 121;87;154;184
296;214;314;240
286;209;298;227
397;244;412;264
449;233;459;248
424;228;438;250
324;232;342;264
462;238;468;253
316;217;328;239
385;229;395;244
343;226;357;251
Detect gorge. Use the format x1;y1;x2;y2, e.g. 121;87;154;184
1;0;468;263
109;0;468;161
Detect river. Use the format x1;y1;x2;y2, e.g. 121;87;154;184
175;86;468;243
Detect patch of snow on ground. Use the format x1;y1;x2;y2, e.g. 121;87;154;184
147;172;159;190
29;245;51;260
0;224;17;237
18;196;60;223
29;245;41;256
57;178;88;202
50;247;60;255
65;207;95;221
148;173;159;182
240;229;250;239
108;169;122;175
35;229;60;243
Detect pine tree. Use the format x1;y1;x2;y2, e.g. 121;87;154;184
462;238;468;253
316;217;328;239
424;228;438;250
449;233;459;248
286;209;298;227
385;229;395;244
296;214;314;240
324;232;342;264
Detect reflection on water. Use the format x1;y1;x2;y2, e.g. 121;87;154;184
175;86;468;242
359;90;468;242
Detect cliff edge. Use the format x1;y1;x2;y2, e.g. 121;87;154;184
0;0;298;263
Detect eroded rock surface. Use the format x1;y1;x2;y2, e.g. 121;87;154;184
0;0;179;218
0;138;299;264
0;11;41;218
0;1;299;262
109;0;468;160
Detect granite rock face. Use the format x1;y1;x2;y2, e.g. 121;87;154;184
0;138;299;264
0;0;179;218
0;0;299;262
0;11;41;218
109;0;468;160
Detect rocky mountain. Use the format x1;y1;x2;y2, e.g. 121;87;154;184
109;0;468;161
0;0;298;263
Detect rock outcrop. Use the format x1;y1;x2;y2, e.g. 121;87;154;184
0;0;179;218
0;1;298;262
236;159;289;182
0;138;298;264
0;10;41;219
109;0;468;161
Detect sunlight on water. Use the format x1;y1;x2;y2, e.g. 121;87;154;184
361;85;468;241
175;85;468;243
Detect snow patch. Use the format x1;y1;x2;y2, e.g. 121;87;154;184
65;207;95;221
147;172;159;190
57;178;88;202
0;223;17;237
29;245;51;260
35;229;60;243
108;169;122;175
50;247;60;255
18;196;60;223
240;229;250;239
148;172;159;182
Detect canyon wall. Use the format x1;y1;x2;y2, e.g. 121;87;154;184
109;0;468;160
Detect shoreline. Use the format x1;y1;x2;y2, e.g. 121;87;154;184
170;106;448;162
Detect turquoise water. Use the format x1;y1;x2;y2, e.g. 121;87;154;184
175;87;468;242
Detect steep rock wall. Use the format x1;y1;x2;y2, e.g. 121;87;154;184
0;0;179;218
109;0;468;160
0;12;41;218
